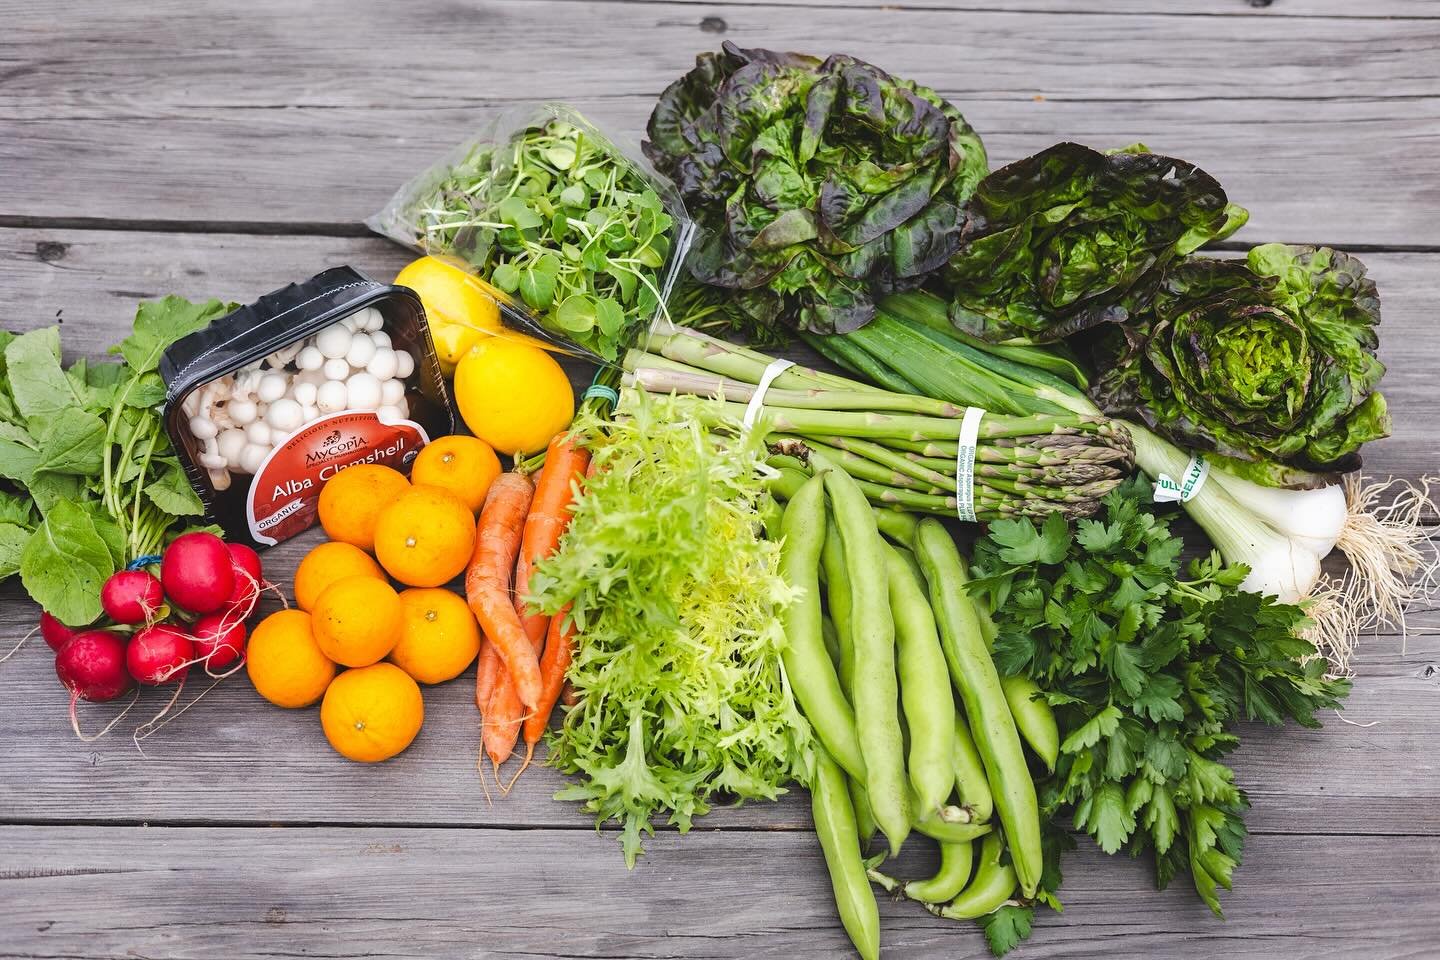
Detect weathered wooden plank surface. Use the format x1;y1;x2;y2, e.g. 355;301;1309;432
561;0;1440;15
2;825;1437;960
5;2;1440;957
2;227;1435;486
4;1;1440;244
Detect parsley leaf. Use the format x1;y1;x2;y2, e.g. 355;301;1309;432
979;905;1033;956
970;478;1350;915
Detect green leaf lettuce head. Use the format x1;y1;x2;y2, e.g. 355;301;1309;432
528;391;812;866
1088;244;1389;484
644;42;988;335
944;142;1247;343
968;478;1349;917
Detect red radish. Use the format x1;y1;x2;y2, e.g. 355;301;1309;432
224;542;263;618
127;624;195;685
100;569;165;625
192;613;247;669
40;612;79;652
161;532;235;614
55;630;133;702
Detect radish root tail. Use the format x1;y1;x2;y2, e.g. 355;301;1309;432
132;678;187;757
70;688;141;743
0;625;39;665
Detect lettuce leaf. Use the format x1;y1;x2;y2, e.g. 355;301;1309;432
530;392;812;865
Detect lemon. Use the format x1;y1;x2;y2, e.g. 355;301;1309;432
394;256;502;375
453;336;575;455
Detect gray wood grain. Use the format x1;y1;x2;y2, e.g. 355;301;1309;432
4;4;1440;957
552;0;1439;16
1;825;1437;960
3;1;1440;244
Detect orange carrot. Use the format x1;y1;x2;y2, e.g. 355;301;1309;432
475;635;500;712
486;436;592;775
524;603;576;746
513;436;590;644
465;471;541;711
482;680;524;771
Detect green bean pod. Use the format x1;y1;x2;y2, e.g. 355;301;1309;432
812;745;882;960
904;839;976;904
849;774;878;846
951;556;1060;773
759;494;786;540
952;712;994;824
820;521;857;695
883;544;957;817
780;474;866;781
914;518;1041;897
819;456;911;856
768;462;919;548
821;616;842;670
926;831;1019;921
912;816;993;845
1001;675;1059;772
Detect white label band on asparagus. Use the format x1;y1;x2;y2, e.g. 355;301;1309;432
742;358;796;431
1153;455;1209;503
954;406;986;522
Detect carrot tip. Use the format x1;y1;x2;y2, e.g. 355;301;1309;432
504;742;536;793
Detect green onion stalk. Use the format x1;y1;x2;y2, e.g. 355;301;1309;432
827;292;1435;676
621;326;1134;522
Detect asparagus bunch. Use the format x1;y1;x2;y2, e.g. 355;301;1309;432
623;327;1134;521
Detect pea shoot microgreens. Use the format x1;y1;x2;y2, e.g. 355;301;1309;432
415;118;675;361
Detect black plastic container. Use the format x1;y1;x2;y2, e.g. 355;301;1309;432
160;266;454;549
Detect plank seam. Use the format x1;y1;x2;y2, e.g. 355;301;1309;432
0;817;1435;838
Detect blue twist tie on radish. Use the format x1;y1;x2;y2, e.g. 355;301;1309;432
126;555;164;571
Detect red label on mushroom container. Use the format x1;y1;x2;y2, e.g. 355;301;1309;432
245;412;429;546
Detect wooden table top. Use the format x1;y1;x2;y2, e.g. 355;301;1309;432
2;2;1437;958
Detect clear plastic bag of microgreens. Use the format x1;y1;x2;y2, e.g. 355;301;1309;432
368;102;697;365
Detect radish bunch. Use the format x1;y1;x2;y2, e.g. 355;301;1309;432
46;532;267;738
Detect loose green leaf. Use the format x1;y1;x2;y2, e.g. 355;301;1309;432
19;499;117;626
0;522;30;578
144;463;206;518
116;295;229;374
5;327;84;427
32;408;106;476
978;905;1033;957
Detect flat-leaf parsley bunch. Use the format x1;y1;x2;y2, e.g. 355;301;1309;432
968;479;1349;916
530;392;811;866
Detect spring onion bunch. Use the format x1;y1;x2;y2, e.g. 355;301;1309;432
622;325;1134;521
829;291;1436;671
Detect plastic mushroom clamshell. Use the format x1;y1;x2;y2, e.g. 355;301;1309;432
160;266;454;549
